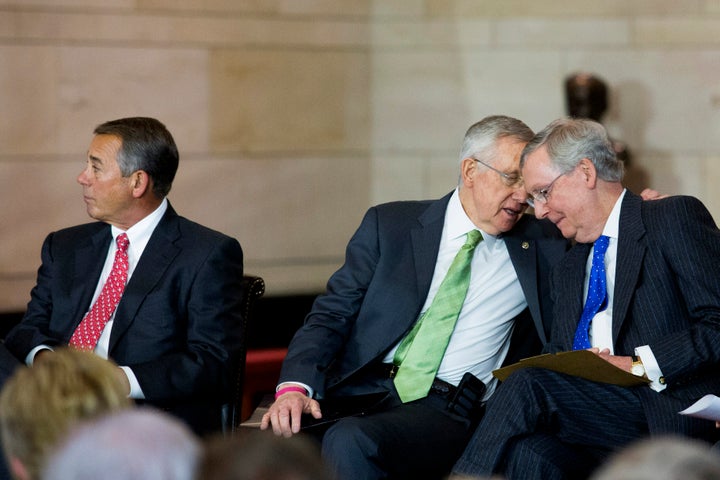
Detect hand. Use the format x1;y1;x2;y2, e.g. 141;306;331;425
260;392;322;437
32;348;52;364
588;347;633;373
639;188;668;201
115;367;131;396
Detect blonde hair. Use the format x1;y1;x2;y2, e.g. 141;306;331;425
0;348;131;480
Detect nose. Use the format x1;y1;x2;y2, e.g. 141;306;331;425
511;183;529;205
532;200;550;219
77;165;90;186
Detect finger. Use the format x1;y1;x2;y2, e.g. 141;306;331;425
309;401;323;419
260;412;270;430
277;406;294;437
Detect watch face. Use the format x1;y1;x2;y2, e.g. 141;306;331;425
631;364;645;376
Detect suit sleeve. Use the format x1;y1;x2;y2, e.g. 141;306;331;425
127;235;244;402
643;196;720;382
4;232;69;360
279;207;381;396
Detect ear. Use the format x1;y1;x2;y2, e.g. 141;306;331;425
460;157;478;188
129;170;151;198
578;158;598;189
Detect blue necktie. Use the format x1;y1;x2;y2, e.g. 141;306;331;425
573;235;610;350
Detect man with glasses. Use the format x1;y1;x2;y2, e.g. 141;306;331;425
453;117;720;479
260;116;569;479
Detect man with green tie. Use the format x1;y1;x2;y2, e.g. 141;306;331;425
261;116;569;479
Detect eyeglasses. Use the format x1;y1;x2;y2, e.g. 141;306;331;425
472;157;523;187
526;171;567;208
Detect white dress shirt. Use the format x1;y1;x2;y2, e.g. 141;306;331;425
382;188;526;398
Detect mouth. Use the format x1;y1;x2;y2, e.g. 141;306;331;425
502;205;524;218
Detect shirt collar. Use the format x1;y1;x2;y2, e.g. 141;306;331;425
446;188;497;247
601;188;626;240
110;198;168;252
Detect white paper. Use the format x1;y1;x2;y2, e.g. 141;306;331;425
679;394;720;421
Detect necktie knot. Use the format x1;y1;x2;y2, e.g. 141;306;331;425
116;233;129;253
594;235;609;256
465;229;483;249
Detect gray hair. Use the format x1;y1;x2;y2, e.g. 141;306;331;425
520;117;623;181
590;436;720;480
458;115;534;175
94;117;179;198
43;408;200;480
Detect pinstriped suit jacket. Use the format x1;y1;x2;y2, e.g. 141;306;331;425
548;191;720;435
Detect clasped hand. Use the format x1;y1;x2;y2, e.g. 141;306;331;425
588;347;633;373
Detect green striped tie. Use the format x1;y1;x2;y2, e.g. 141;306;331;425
393;230;483;403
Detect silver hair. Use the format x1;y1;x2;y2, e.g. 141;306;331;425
458;115;534;183
520;117;624;181
43;408;200;480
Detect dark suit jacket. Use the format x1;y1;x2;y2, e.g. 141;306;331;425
548;192;720;436
3;203;244;434
280;192;568;398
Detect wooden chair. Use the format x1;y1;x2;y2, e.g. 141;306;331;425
222;274;265;433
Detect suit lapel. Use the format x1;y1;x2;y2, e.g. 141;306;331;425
411;193;451;303
555;243;591;349
70;226;112;328
505;218;544;343
612;192;646;342
109;206;181;351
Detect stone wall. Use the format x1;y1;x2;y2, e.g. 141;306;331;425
0;1;719;310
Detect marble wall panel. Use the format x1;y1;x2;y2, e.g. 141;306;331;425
170;154;370;295
137;0;375;16
564;51;720;154
370;19;490;48
495;19;630;47
425;0;705;17
0;11;369;49
635;18;720;45
0;159;93;310
371;51;472;152
370;154;427;205
54;46;210;155
209;50;370;153
0;0;132;7
0;47;60;155
0;45;208;155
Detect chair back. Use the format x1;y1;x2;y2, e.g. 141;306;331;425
223;274;265;433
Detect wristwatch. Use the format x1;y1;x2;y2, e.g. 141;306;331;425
631;355;646;377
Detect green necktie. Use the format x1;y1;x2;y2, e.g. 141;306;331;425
393;229;483;403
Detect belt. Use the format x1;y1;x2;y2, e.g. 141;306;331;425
371;363;457;398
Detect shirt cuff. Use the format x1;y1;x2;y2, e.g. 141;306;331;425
277;381;313;399
635;345;666;392
27;345;53;366
120;366;145;399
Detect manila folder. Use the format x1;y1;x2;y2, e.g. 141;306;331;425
493;350;650;387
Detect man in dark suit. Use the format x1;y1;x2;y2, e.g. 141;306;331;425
3;117;244;436
260;116;569;479
453;118;720;479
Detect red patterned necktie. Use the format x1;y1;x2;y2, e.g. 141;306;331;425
69;233;130;351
